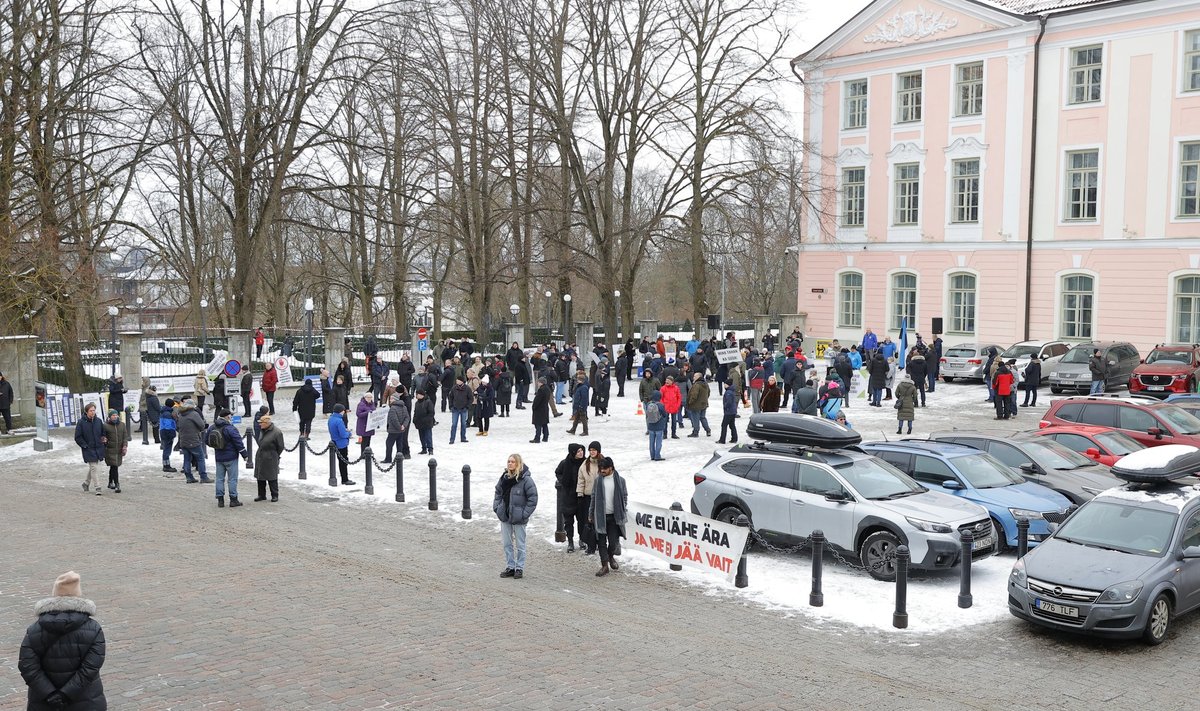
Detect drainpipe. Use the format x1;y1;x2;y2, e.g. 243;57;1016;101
1023;15;1048;341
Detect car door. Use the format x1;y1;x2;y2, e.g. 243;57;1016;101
1176;508;1200;613
1118;406;1170;445
792;462;856;549
912;455;963;493
740;458;800;536
873;449;913;477
985;441;1041;480
1048;432;1108;463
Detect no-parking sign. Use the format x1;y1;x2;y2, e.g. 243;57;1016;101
224;360;242;378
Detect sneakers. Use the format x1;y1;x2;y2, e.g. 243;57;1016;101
513;569;523;579
94;487;102;495
82;482;89;492
113;486;121;494
500;568;516;578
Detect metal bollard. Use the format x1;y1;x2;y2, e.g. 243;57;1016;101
893;545;910;629
461;465;472;519
734;514;750;588
1016;518;1029;559
243;428;254;468
142;412;150;445
395;456;405;502
328;447;337;487
810;530;826;607
298;437;307;480
364;447;374;495
958;530;974;609
428;457;438;510
669;502;685;571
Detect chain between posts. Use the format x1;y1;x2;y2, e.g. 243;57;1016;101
745;527;892;575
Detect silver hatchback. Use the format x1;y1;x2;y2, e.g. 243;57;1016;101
939;343;1005;383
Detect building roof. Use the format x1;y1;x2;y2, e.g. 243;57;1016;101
973;0;1117;14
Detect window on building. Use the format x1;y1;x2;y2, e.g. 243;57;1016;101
841;167;865;227
838;272;863;329
1064;150;1099;221
1069;45;1103;104
1185;30;1200;93
948;273;976;334
844;79;868;129
894;163;920;225
1061;274;1094;339
896;72;922;123
1181;142;1200;218
1175;276;1200;343
951;158;980;223
955;62;984;117
891;273;917;331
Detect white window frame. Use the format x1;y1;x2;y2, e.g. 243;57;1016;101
1175;274;1200;343
1067;44;1103;106
950;158;981;224
954;62;984;118
1179;140;1200;219
889;270;918;333
893;162;920;226
1063;148;1100;222
895;71;923;124
837;270;864;330
842;78;868;131
1058;272;1096;341
841;166;866;227
1184;30;1200;94
946;271;977;335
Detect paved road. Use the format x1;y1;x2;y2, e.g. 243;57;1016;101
2;450;1198;710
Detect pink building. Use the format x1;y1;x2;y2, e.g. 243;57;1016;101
792;0;1200;354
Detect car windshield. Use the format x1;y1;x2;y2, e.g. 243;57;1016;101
1055;501;1177;556
945;348;978;358
950;453;1025;488
1059;347;1093;364
1151;405;1200;435
1022;439;1094;469
1002;345;1040;359
835;457;926;500
1093;431;1145;455
1146;349;1193;364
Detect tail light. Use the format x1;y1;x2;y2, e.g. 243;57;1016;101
940;357;947;363
968;358;982;365
693;474;706;486
1038;420;1050;429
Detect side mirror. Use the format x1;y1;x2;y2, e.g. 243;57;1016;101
1183;546;1200;559
1019;463;1038;474
1085;447;1101;459
1139;359;1145;364
824;491;849;503
942;479;964;490
1149;427;1165;439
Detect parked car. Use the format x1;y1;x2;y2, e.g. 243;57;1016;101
1008;445;1200;644
926;432;1121;504
1048;341;1140;394
1032;424;1146;467
1038;395;1200;449
861;441;1072;551
1128;344;1200;398
1166;393;1200;420
1000;340;1071;384
939;342;1005;383
690;414;994;581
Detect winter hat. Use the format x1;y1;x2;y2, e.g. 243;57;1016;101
217;408;232;418
52;571;82;598
107;409;119;417
598;456;614;470
333;404;346;413
588;440;602;453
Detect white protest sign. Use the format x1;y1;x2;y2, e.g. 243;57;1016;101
715;347;741;365
627;501;749;584
274;356;294;386
367;405;388;433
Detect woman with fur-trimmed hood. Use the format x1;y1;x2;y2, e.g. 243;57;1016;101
19;571;107;710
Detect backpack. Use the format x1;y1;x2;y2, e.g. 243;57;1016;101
645;402;663;425
206;425;226;450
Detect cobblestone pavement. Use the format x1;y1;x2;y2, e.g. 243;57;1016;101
2;443;1199;710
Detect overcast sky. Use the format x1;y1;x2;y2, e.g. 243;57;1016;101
778;0;874;134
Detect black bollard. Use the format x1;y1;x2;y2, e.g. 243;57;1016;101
810;530;826;607
669;502;685;571
428;457;438;511
328;447;337;487
461;465;472;519
244;428;254;468
893;545;910;629
364;446;374;495
142;412;149;445
395;456;405;502
958;530;974;609
298;437;307;480
734;514;750;588
1016;518;1029;559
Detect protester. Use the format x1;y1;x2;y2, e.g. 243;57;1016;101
254;414;284;502
475;375;495;437
993;362;1015;421
176;399;210;484
867;351;888;407
590;456;628;577
576;441;603;555
449;376;471;445
895;374;919;435
159;398;178;472
686;372;711;437
262;361;279;415
555;443;586;552
717;380;739;444
760;375;782;413
194;369;210;412
494;453;538;580
240;367;254;418
328;404;356;486
646;391;668;461
383;393;411;463
292;378;319;437
106;375;126;420
355;392;377;454
208;408;248;508
18;571;107;710
567;371;590;436
144;385;162;443
102;409;128;493
906;348;928;407
412;390;436;456
496;367;514;418
793;380;819;416
530;377;550;444
1022;355;1043;408
660;376;683;437
136;377;151;433
0;371;14;433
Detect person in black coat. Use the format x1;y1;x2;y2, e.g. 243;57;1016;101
19;571;106;711
319;368;335;414
1022;356;1043;407
614;354;628;398
555;443;585;551
145;386;162;443
412;390;436;455
0;370;15;433
396;354;416;391
867;352;889;407
495;369;514;417
530;378;551;444
240;369;254;418
106;376;126;417
292;378;320;436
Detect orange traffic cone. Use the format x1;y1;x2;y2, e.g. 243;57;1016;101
636;401;644;416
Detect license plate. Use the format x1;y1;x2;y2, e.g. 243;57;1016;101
1035;599;1079;617
1148;386;1164;391
948;360;965;367
972;535;994;551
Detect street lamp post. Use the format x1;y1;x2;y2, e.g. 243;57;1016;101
562;294;572;340
136;297;144;332
304;297;314;378
614;289;621;340
107;306;119;377
544;290;552;339
199;298;209;361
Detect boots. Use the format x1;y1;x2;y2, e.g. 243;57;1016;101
595;563;610;577
217;496;225;508
567;539;576;553
229;496;243;508
342;478;357;486
162;464;177;473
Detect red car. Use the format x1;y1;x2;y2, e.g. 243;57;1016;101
1128;344;1200;398
1030;424;1146;467
1038;395;1200;449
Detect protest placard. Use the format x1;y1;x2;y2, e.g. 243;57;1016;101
626;501;749;584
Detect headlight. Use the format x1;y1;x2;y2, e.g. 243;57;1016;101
1010;558;1027;589
1095;580;1143;604
1008;508;1045;520
905;516;952;534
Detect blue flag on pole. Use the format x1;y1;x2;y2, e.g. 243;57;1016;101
898;320;908;369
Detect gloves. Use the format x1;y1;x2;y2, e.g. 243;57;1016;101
44;691;67;709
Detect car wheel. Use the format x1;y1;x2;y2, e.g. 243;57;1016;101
716;505;755;549
942;376;955;383
1143;593;1172;646
859;530;901;582
1050;386;1063;394
991;517;1008;553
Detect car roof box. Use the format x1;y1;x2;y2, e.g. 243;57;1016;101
1110;444;1200;483
745;413;861;448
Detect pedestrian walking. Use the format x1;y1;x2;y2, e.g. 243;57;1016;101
328;404;357;486
102;409;127;493
18;571;106;710
717;380;739;444
175;399;210;484
646;391;667;461
494;453;538;579
355;393;376;454
254;413;284;502
567;371;590;436
73;404;106;495
412;390;435;455
159;398;178;472
895;374;918;435
555;443;585;552
590;456;628;577
1089;348;1108;395
207;408;247;508
530;377;551;444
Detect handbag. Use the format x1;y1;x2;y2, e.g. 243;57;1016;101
893;399;902;410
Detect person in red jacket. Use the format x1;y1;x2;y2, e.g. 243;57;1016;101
262;362;279;415
992;362;1015;421
254;327;266;359
660;376;683;439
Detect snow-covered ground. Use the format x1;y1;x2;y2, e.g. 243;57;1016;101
8;375;1041;634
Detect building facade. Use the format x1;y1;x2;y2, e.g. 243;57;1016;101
792;0;1200;354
